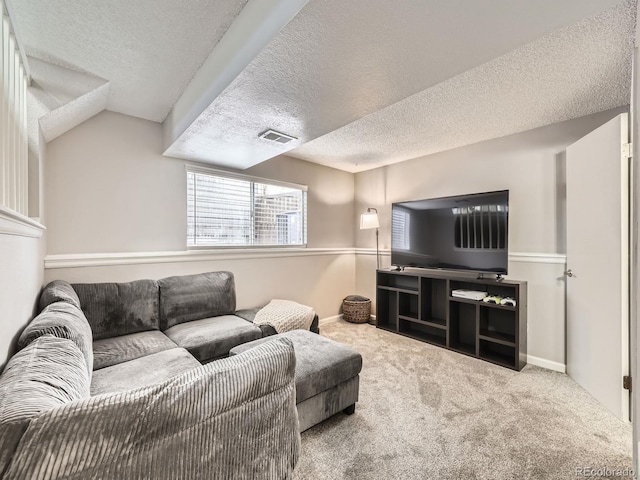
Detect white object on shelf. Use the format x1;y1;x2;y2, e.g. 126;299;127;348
451;289;488;301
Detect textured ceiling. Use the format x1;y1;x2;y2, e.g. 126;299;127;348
164;0;632;170
12;0;248;122
11;0;636;172
291;0;635;172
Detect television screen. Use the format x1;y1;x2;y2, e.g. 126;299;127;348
391;190;509;274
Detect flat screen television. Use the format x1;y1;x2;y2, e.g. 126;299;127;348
391;190;509;274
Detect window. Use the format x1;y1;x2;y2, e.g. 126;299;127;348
453;205;508;250
187;167;307;247
1;2;29;216
392;209;410;250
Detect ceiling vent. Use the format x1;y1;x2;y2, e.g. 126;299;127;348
259;129;297;144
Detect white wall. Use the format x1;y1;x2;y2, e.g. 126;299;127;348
45;111;355;253
41;105;629;370
45;112;186;254
0;234;44;367
43;111;356;318
44;253;353;320
245;155;355;248
354;108;627;253
354;107;627;370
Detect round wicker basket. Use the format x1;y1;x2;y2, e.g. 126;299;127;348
342;295;371;324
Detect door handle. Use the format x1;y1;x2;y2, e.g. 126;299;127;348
564;269;575;278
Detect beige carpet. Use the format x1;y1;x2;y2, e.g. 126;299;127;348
293;320;632;480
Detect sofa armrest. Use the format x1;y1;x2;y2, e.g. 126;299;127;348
3;338;300;480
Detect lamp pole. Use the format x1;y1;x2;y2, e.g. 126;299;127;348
375;226;380;270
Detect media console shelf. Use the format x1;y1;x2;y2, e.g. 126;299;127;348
376;270;527;370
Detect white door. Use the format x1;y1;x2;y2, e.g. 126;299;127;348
566;113;630;421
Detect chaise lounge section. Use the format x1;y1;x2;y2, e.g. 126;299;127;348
231;329;363;432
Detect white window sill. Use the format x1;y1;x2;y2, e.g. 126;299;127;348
187;245;307;251
0;206;46;238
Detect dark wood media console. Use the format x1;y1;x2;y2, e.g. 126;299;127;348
376;269;527;370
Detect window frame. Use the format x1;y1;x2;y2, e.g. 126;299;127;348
185;164;308;250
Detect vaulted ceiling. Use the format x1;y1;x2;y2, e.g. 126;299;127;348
12;0;636;172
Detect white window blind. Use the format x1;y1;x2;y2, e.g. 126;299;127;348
0;2;28;216
392;209;410;250
187;168;307;247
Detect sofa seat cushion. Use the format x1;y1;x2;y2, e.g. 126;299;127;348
72;279;160;341
164;315;262;362
158;271;236;330
230;329;363;404
18;301;94;374
0;335;90;475
93;331;178;370
90;348;200;395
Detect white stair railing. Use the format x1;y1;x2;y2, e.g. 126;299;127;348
1;0;28;217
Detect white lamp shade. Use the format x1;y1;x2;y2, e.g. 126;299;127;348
360;212;379;229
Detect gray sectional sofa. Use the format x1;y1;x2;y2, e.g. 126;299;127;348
0;271;312;479
0;270;361;479
54;271;317;395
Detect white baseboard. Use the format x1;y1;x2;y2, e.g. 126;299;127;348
319;315;342;325
320;314;377;325
527;354;566;373
320;316;566;374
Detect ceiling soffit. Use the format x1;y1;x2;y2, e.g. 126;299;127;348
11;0;249;122
10;0;634;172
162;0;628;171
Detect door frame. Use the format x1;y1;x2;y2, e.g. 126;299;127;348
630;41;639;476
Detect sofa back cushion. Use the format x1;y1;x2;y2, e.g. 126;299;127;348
159;271;236;330
39;280;81;311
73;279;160;341
18;301;94;374
0;335;90;476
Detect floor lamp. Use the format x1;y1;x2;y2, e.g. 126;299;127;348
360;208;380;270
